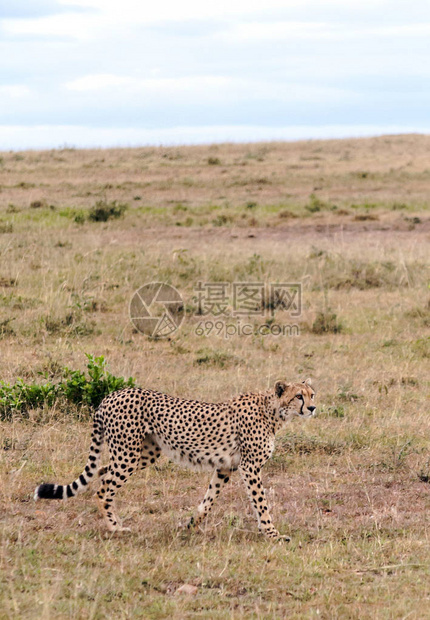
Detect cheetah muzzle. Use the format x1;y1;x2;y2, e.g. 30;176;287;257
34;378;316;541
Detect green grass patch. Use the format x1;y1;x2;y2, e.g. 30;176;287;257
0;354;135;420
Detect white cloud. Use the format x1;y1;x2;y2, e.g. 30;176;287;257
65;74;135;90
222;21;335;42
4;0;398;41
3;13;104;39
65;74;232;93
59;0;312;23
368;24;430;36
64;73;357;106
61;0;389;23
1;0;430;149
220;19;430;44
0;85;31;98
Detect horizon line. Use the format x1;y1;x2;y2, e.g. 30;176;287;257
1;124;429;152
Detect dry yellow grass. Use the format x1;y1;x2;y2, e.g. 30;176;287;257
0;135;430;618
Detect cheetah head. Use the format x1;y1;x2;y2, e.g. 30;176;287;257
274;378;316;421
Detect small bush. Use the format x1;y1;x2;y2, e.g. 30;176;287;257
207;157;221;165
412;337;430;358
194;349;241;368
0;221;13;234
337;383;360;402
15;181;34;188
43;311;95;336
278;209;297;219
418;461;430;483
0;277;17;287
305;194;332;213
212;214;233;227
0;354;135;421
325;260;394;290
350;201;378;209
30;200;46;209
354;213;379;221
405;301;430;327
88;200;128;222
335;208;351;216
311;310;343;334
74;211;86;224
277;432;344;455
61;354;135;409
0;318;15;338
325;405;346;418
173;203;188;213
175;217;194;227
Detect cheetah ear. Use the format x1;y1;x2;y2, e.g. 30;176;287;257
303;378;312;387
275;380;289;398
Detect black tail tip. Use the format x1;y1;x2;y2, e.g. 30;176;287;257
34;483;63;500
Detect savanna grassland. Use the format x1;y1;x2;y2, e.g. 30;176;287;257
0;135;430;619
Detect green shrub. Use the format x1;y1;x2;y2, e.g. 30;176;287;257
0;318;15;338
311;310;343;334
207;157;221;165
30;200;46;209
194;349;241;368
74;211;86;224
61;354;135;409
412;337;430;358
405;301;430;327
0;354;135;420
336;383;360;402
324;260;393;290
305;193;332;213
323;404;346;418
0;220;13;234
277;432;344;455
212;214;233;226
88;200;128;222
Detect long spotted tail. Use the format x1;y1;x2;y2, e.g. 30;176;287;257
34;409;104;501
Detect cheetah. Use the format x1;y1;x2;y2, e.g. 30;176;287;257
34;378;316;541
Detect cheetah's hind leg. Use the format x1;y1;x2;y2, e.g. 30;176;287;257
96;435;161;533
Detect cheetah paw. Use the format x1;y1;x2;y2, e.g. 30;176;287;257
260;528;291;543
275;535;291;543
105;524;132;534
179;516;203;531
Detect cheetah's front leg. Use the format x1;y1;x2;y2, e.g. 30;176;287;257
187;469;231;529
240;465;290;542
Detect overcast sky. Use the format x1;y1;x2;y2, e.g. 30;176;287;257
1;0;430;150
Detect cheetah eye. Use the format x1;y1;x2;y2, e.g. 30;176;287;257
311;394;315;400
296;394;303;400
